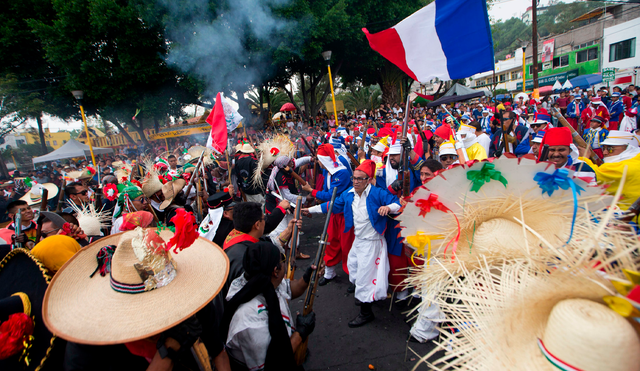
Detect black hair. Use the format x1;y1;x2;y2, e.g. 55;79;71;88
469;121;482;132
7;200;27;214
168;155;176;160
232;202;263;234
422;159;443;173
58;212;79;226
65;182;83;197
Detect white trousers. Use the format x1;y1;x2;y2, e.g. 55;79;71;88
347;236;389;303
410;301;445;342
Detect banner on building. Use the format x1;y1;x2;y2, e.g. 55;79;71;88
602;67;617;83
148;125;211;140
542;39;555;63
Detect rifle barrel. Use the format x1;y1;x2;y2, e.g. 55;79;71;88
286;196;303;279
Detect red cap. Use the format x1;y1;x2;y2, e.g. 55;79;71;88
539;127;572;157
317;143;337;163
434;124;452;140
355;160;376;179
378;128;394;138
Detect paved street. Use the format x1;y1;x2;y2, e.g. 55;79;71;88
290;213;439;371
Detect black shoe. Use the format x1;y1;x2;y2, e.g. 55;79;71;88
355;298;363;306
318;276;334;286
408;334;423;343
348;312;375;328
346;283;356;293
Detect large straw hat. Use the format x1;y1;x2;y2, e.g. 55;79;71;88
0;248;57;370
141;157;164;198
417;257;640;370
159;178;186;210
19;183;59;206
43;228;229;344
399;157;609;298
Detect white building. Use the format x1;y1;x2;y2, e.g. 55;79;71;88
0;134;27;150
467;47;526;94
601;18;640;87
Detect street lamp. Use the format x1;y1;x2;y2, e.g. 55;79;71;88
71;90;97;168
322;51;339;128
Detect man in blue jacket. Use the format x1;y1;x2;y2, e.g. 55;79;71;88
302;144;354;288
305;160;401;327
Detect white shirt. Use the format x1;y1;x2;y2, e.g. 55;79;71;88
308;184;400;240
477;133;491;155
226;276;293;370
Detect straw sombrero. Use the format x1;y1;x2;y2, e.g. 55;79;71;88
19;183;59;206
43;227;229;345
0;248;57;371
398;157;609;298
141;157;164;198
251;134;295;189
159;178;186;210
410;199;640;370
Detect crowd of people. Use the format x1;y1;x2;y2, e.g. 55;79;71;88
0;83;639;371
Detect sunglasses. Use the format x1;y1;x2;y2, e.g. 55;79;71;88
41;228;60;238
440;155;458;161
351;176;370;182
74;190;89;196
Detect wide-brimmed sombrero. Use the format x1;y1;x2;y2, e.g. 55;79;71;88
0;248;56;371
252;134;295;189
19;183;59;206
43;228;229;344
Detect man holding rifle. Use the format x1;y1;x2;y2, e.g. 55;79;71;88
301;144;354;288
304;160;401;327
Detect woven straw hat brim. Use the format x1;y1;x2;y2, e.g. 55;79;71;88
42;230;229;345
20;183;59;205
0;248;56;371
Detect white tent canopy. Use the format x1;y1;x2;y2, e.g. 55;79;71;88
32;139;114;164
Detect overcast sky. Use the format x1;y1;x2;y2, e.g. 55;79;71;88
31;0;576;133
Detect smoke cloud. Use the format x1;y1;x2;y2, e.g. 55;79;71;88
157;0;299;101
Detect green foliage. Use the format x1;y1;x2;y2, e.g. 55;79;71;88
341;84;382;112
1;143;54;165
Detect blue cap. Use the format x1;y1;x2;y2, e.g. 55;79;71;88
574;94;582;99
461;114;471;121
612;92;621;97
532;130;546;143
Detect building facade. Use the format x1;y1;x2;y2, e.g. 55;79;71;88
601;17;640;87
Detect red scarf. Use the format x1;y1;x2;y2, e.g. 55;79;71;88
223;229;258;250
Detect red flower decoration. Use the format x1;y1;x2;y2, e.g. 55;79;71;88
0;313;34;360
270;147;280;156
131;179;142;188
167;209;199;254
104;183;118;201
182;173;191;182
59;222;88;240
86;166;96;176
120;176;128;184
415;194;450;217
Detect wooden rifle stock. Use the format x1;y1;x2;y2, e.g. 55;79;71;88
539;144;550;162
184;151;206;199
550;106;602;164
35;189;49;242
56;177;66;212
294;187;337;365
400;95;412;198
286;196;303;280
346;151;360;168
413;121;429;158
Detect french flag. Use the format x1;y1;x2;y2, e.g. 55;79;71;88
363;0;494;82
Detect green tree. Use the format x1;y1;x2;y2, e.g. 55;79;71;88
29;0;201;146
342;84;382;112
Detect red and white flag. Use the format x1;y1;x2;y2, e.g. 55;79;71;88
206;93;227;153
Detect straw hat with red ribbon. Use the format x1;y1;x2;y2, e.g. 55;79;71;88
43;218;229;345
252;134;295;189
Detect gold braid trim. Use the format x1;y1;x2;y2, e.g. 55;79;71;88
11;292;31;317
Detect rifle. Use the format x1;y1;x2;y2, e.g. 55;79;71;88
183;151;206;199
413;120;429;158
35;189;49;242
549;106;603;165
345;151;360;168
539;144;550;162
14;208;23;249
300;135;319;187
293;187;337;365
286;196;303;280
400;95;412;197
56;177;66;212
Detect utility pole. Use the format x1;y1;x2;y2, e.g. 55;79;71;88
532;0;539;91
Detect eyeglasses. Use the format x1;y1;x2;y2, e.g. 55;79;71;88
440;155;458;161
602;145;621;154
351;176;370;183
73;190;89;196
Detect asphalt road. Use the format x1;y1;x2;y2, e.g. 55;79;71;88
290;213;439;371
